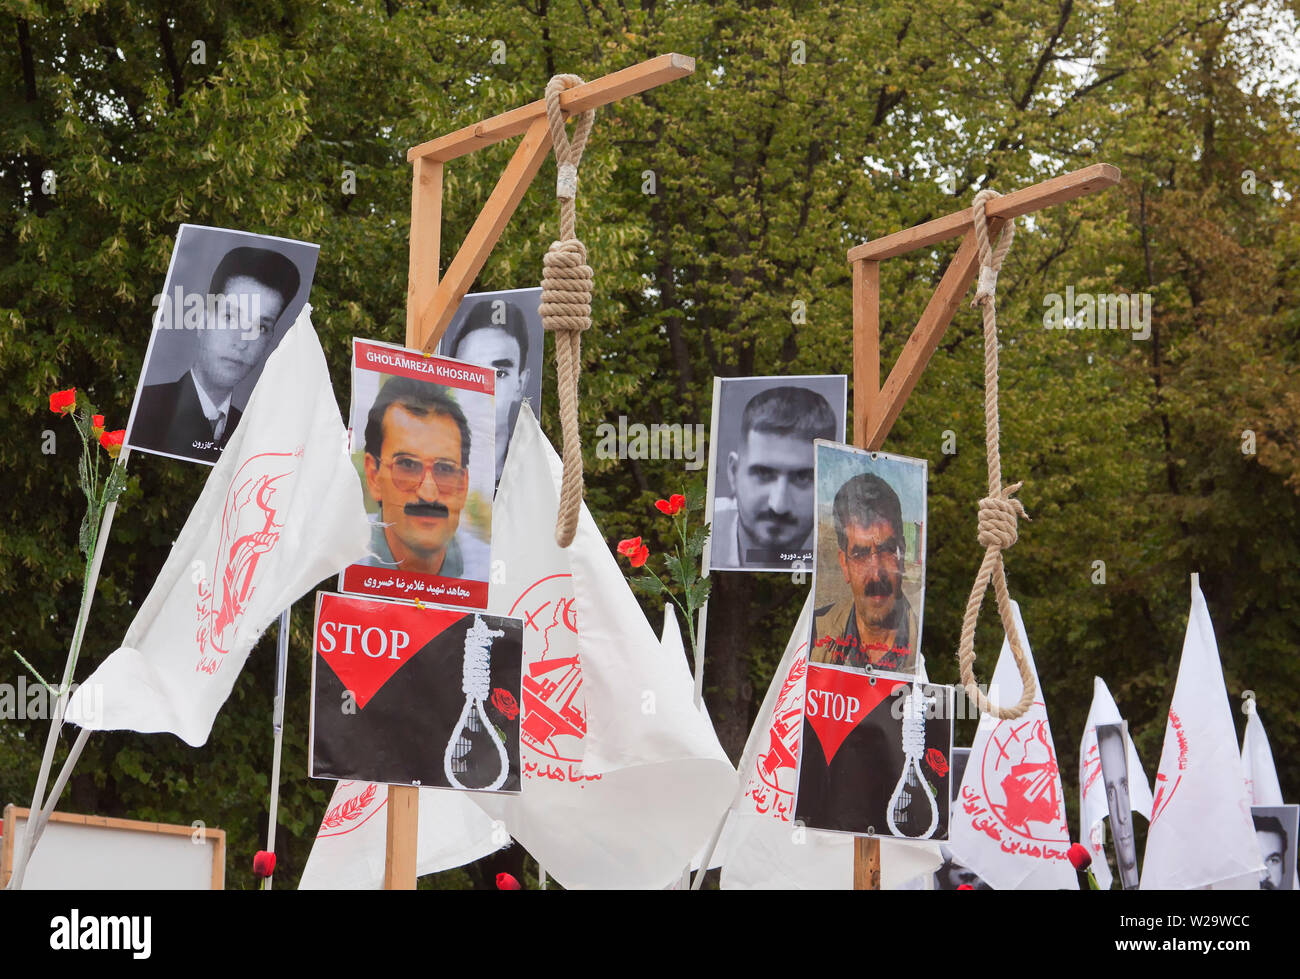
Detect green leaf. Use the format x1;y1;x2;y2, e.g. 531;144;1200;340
78;508;94;560
103;460;128;506
664;551;690;590
630;574;665;595
685;522;711;563
689;576;712;608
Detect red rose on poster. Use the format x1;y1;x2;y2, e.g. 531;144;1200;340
490;687;519;720
926;747;949;777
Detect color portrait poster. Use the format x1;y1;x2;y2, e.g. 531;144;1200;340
705;375;847;573
338;338;494;609
810;440;926;675
125;225;319;466
435;287;544;486
310;592;523;793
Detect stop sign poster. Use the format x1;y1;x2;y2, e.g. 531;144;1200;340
794;664;954;840
310;591;523;793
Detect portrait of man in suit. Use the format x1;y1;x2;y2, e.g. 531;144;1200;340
129;243;303;464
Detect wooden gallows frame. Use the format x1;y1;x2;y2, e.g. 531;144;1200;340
386;54;695;889
847;163;1121;889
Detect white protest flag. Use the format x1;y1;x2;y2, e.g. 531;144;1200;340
299;780;501;889
1141;579;1261;890
717;593;941;889
719;591;849;889
950;601;1077;890
1078;676;1153;890
70;306;370;747
1241;707;1284;806
473;406;734;889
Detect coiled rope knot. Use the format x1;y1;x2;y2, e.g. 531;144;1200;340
540;239;593;336
976;483;1029;550
539;74;597;548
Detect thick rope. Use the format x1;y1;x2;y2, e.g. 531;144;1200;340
956;189;1038;720
540;75;596;547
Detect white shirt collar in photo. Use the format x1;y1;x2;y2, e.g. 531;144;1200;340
191;372;233;427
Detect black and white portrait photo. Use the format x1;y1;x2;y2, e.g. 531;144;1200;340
705;375;847;573
124;225;319;465
1252;804;1298;891
436;287;544;486
1096;721;1141;889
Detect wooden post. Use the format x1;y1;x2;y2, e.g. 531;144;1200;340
385;53;696;890
847;164;1121;889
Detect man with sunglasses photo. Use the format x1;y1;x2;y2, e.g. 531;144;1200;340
812;472;917;673
359;375;489;580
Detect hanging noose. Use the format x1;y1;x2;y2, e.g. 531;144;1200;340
955;189;1037;720
539;75;596;548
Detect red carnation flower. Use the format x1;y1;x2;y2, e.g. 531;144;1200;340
496;872;521;890
49;388;76;414
654;494;686;516
252;850;276;878
99;429;126;458
925;747;949;777
490;687;520;721
616;536;642;557
957;884;974;890
1067;842;1092;871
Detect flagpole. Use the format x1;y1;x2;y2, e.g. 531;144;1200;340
262;607;291;891
9;446;132;890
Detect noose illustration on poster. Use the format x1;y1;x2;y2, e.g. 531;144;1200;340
444;614;509;790
887;684;939;839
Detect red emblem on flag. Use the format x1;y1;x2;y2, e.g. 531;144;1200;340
744;646;807;821
978;716;1069;841
195;450;299;674
509;569;587;769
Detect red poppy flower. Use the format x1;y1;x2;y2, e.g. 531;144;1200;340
490;687;520;721
630;544;650;568
49;388;76;414
616;536;642;557
654;494;686;516
252;850;276;878
1067;842;1092;871
925;747;949;777
91;415;105;437
99;429;126;458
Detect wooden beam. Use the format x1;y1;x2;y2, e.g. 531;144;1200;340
847;164;1120;262
863;229;1003;450
413;116;554;353
854;837;880;889
851;260;880;447
406;157;443;347
408;54;695;163
384;786;419;889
